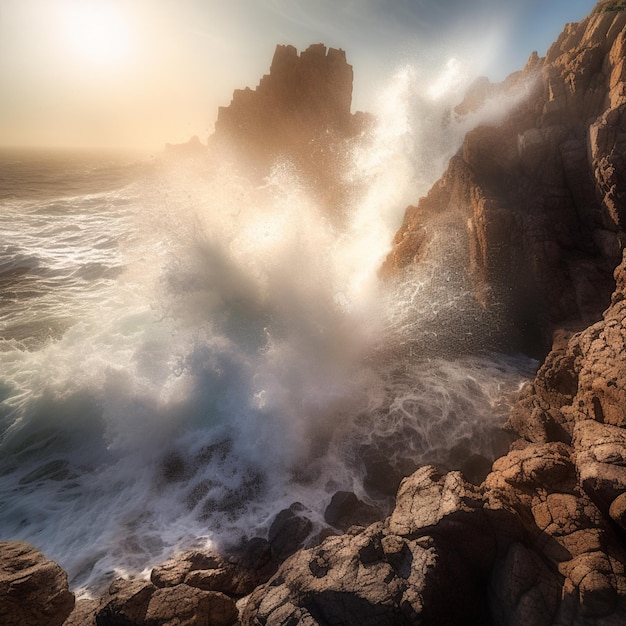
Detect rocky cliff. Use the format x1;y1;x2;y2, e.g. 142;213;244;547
212;43;369;215
7;5;626;626
385;6;626;355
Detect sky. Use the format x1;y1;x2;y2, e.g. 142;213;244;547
0;0;599;151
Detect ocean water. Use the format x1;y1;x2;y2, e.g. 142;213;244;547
0;67;537;595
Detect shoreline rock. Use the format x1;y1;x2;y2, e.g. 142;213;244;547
6;3;626;625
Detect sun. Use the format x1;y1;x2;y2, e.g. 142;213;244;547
60;1;133;65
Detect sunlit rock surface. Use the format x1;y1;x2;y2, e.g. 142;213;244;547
385;6;626;355
0;541;74;626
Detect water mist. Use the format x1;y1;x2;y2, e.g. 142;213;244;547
0;56;536;594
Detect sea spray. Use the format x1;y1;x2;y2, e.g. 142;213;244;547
0;58;536;594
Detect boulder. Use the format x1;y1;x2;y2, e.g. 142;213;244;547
0;541;74;626
323;491;382;531
96;578;237;626
268;502;314;561
145;585;237;626
96;578;156;625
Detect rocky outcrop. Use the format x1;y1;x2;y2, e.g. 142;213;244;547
384;6;626;355
240;440;626;624
96;578;238;626
0;541;74;626
211;44;370;214
214;44;359;149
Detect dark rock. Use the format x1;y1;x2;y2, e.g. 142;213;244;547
0;541;74;626
268;502;314;561
323;491;382;531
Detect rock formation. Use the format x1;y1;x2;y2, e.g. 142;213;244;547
5;5;626;626
384;7;626;355
0;541;74;626
238;253;626;624
211;43;370;215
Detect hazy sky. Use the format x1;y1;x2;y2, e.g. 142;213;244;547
0;0;598;150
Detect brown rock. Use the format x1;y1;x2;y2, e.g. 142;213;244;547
211;44;370;217
242;469;498;625
151;540;277;598
96;578;156;625
151;551;222;588
63;599;98;626
383;8;626;354
609;492;626;530
145;585;237;626
0;541;74;626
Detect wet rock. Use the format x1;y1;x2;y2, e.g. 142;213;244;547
384;9;626;355
242;469;497;625
0;541;74;626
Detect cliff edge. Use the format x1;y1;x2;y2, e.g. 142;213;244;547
384;6;626;355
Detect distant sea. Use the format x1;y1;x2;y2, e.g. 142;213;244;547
0;143;535;595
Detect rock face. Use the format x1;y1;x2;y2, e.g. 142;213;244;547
384;7;626;355
212;43;369;214
0;541;74;626
215;44;358;150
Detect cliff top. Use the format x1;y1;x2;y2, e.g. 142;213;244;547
593;0;626;13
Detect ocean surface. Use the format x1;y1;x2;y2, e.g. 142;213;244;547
0;71;537;595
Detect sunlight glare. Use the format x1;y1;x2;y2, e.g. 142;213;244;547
60;1;133;65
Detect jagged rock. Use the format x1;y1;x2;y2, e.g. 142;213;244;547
215;44;357;148
211;44;370;215
241;468;499;625
0;541;74;626
384;7;626;355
